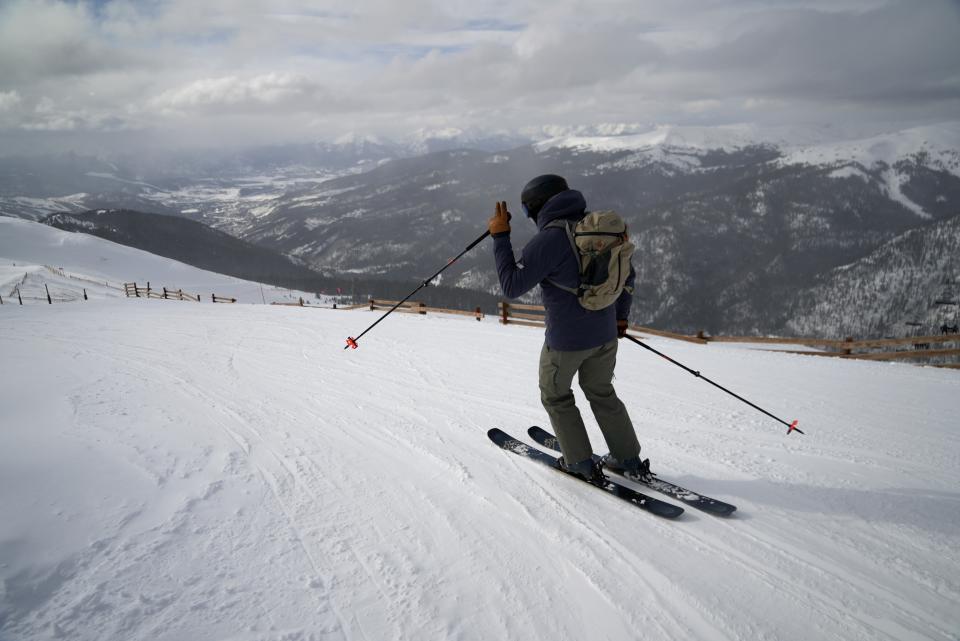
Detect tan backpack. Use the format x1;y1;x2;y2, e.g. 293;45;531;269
545;210;635;310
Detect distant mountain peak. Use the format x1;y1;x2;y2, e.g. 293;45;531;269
531;121;960;160
778;122;960;177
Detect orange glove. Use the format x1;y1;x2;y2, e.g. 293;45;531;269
488;201;511;236
617;319;628;338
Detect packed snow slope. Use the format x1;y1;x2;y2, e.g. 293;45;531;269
0;217;321;305
1;299;958;641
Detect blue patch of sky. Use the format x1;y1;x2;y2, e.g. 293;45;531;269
72;0;152;20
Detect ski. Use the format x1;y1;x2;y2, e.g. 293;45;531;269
487;428;684;519
527;426;737;516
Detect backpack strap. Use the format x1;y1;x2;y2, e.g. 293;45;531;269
543;218;584;296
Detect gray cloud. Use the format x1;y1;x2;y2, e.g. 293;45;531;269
0;1;149;81
0;0;957;152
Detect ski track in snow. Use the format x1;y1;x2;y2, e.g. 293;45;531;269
1;301;959;641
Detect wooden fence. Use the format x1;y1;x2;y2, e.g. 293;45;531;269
705;333;960;363
109;284;958;368
163;287;200;302
497;302;706;344
370;298;484;321
123;282;163;299
271;297;338;308
123;282;233;303
496;302;958;367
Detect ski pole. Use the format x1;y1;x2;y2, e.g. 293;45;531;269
345;230;491;349
624;334;804;435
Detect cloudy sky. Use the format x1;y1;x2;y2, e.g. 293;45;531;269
0;0;957;152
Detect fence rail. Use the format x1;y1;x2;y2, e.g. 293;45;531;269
163;287;200;302
369;298;483;320
497;302;706;344
122;282;235;303
107;284;960;368
370;298;426;314
708;333;960;350
495;302;958;366
337;302;370;311
123;281;163;299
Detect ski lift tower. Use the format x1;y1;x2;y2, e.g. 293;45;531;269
933;278;958;331
904;320;924;336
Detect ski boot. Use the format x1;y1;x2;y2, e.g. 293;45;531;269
601;453;653;483
557;456;607;486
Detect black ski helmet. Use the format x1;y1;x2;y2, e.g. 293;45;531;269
521;174;568;220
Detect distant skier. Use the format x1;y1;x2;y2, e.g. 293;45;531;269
488;174;650;483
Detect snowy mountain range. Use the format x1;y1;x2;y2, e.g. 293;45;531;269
2;122;958;337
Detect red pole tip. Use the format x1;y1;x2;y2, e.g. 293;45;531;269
346;337;358;350
787;419;803;435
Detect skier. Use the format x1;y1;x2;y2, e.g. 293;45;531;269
488;174;650;484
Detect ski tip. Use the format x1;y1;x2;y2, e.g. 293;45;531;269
711;504;738;517
787;419;804;435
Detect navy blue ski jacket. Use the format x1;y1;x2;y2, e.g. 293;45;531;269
493;189;635;351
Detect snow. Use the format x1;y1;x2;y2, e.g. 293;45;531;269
534;123;960;204
779;123;960;177
828;165;872;181
534;124;774;154
423;180;461;191
0;217;320;305
1;224;959;640
530;123;853;155
779;123;960;219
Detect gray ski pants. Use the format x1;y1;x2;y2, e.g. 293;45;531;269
538;339;640;464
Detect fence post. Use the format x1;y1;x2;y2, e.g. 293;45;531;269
45;283;52;304
212;293;215;303
83;288;87;301
146;282;151;297
475;306;482;321
0;293;3;304
843;337;853;355
500;301;509;325
17;286;22;305
418;302;426;315
369;298;375;311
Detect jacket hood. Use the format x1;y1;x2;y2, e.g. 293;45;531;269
536;189;586;231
